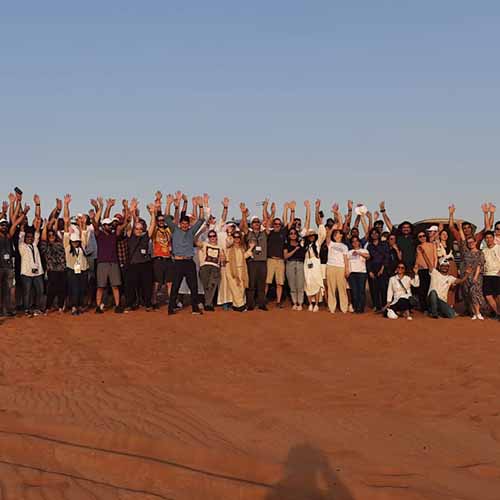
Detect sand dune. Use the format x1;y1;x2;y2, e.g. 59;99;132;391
1;310;499;499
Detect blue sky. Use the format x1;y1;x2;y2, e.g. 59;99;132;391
1;1;498;225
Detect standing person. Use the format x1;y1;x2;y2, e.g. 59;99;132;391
150;194;175;309
217;221;236;310
225;230;251;312
494;219;500;246
315;199;333;305
415;229;437;312
326;228;349;314
40;218;66;312
385;262;420;320
165;195;206;315
125;200;154;311
284;227;306;310
379;202;416;269
240;203;269;311
457;221;487;320
482;231;500;319
265;216;288;308
366;229;390;312
18;219;44;316
347;236;369;313
196;230;225;311
387;233;403;276
0;207;24;317
92;197;127;314
63;196;89;316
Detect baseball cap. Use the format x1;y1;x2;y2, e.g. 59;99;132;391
427;225;439;232
439;257;450;266
0;218;8;224
70;233;81;242
102;218;113;225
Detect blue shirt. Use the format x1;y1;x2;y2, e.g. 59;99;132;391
165;216;205;258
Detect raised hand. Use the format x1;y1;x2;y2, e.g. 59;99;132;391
315;199;321;209
240;202;247;213
270;202;276;213
166;194;174;205
56;198;62;211
289;200;296;210
24;203;31;214
2;201;8;213
90;198;98;209
203;193;209;206
379;200;385;210
33;194;40;205
175;191;183;202
96;196;104;207
481;202;489;214
130;197;138;212
147;203;155;214
222;197;230;208
304;200;310;208
64;194;72;205
332;203;339;213
374;210;379;220
448;204;456;215
8;192;16;204
106;198;116;207
347;200;353;210
181;193;188;202
155;191;162;201
490;203;496;213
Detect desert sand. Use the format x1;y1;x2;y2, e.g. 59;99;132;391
0;309;499;499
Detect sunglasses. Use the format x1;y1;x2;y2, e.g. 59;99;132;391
418;234;426;238
208;234;217;238
397;265;405;269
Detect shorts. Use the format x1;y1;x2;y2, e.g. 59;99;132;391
96;262;122;288
321;264;327;280
483;275;500;297
153;258;175;284
266;258;285;286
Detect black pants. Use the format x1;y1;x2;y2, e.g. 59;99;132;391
348;272;367;313
67;270;88;308
368;273;388;311
169;260;199;313
0;267;14;313
126;262;153;308
46;270;66;309
418;269;431;311
246;260;267;309
391;297;411;312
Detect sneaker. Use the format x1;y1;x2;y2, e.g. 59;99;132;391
348;304;354;313
71;307;79;316
297;304;303;311
277;303;284;309
168;309;176;316
313;305;319;313
95;307;104;314
308;304;314;312
292;304;297;311
471;315;477;321
32;310;42;317
176;302;183;309
387;308;398;320
114;306;124;314
258;305;268;311
152;303;160;310
477;313;484;320
407;316;413;321
192;310;203;315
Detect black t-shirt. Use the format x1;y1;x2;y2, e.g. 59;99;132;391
267;228;287;259
127;234;151;265
320;240;328;264
0;236;13;269
286;242;306;262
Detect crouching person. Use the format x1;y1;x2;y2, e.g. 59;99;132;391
385;262;420;320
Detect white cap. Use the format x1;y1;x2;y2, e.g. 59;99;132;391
439;257;450;266
0;218;8;224
70;233;81;242
102;218;113;225
427;225;439;232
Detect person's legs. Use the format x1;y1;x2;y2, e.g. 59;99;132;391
336;267;348;313
112;287;121;308
168;261;184;313
428;290;439;317
45;271;57;310
199;266;210;306
246;262;257;310
126;264;139;308
256;261;267;308
359;273;367;312
418;269;431;311
140;262;153;308
326;266;337;313
32;276;44;311
22;276;35;313
184;260;200;312
207;267;220;307
296;262;305;306
286;262;297;305
437;297;456;318
348;273;360;312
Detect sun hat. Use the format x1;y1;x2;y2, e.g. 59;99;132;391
102;218;113;225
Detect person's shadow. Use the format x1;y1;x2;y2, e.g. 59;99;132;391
266;444;354;500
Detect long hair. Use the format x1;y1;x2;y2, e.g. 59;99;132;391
304;235;319;259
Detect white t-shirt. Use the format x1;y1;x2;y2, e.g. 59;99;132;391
347;249;369;273
483;244;500;276
327;241;348;268
429;269;456;302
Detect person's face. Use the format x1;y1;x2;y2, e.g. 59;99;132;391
389;235;397;246
48;231;56;243
70;240;81;248
401;223;411;235
439;264;450;274
226;225;235;236
463;224;473;236
209;216;216;226
251;220;261;232
485;234;495;247
102;223;112;233
333;231;342;242
417;232;426;243
326;219;334;229
293;218;302;230
440;230;448;242
495;224;500;236
427;230;437;241
180;220;190;231
233;232;242;244
156;216;165;228
307;234;316;243
133;223;143;236
370;230;379;241
374;222;383;233
208;232;218;244
0;223;7;234
466;237;477;250
396;263;405;275
25;233;34;244
289;230;298;241
351;237;360;249
351;228;359;238
112;220;119;230
273;219;282;231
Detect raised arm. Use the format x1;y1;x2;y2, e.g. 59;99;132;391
48;198;62;223
262;198;270;224
379;201;394;232
489;203;496;230
33;194;41;224
91;197;103;233
360;213;369;239
343;200;353;234
456;219;466;242
285;201;292;229
165;193;174;218
147;203;157;238
221;197;229;224
63;194;71;232
315;199;322;227
332;203;343;230
448;204;460;241
304;200;311;232
104;198;115;220
366;211;373;233
481;203;492;232
239;203;249;234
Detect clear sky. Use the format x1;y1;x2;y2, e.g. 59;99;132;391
1;1;499;225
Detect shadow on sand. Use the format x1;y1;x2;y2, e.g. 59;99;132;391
266;443;354;500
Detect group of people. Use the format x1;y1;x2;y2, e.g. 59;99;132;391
0;188;499;322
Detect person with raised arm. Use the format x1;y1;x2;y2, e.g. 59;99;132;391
315;199;333;305
18;202;44;316
347;235;370;313
216;197;235;310
385;262;420;320
304;200;326;312
240;201;269;311
414;227;437;312
448;203;492;247
456;220;487;320
481;230;500;320
165;194;206;315
366;228;390;313
40;200;66;312
92;196;128;314
63;195;89;316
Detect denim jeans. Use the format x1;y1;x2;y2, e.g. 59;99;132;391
22;275;44;312
348;272;367;312
428;290;456;318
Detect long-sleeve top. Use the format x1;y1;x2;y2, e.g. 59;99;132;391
366;241;390;273
64;231;90;272
40;240;66;272
18;231;44;277
387;274;420;305
165;216;205;258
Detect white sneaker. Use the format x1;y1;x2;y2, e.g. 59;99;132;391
292;304;297;311
471;315;477;321
387;308;398;320
477;313;484;320
297;304;303;311
308;304;314;312
348;304;354;313
407;316;413;321
313;305;319;313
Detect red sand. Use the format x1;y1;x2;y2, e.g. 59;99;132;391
0;309;499;499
